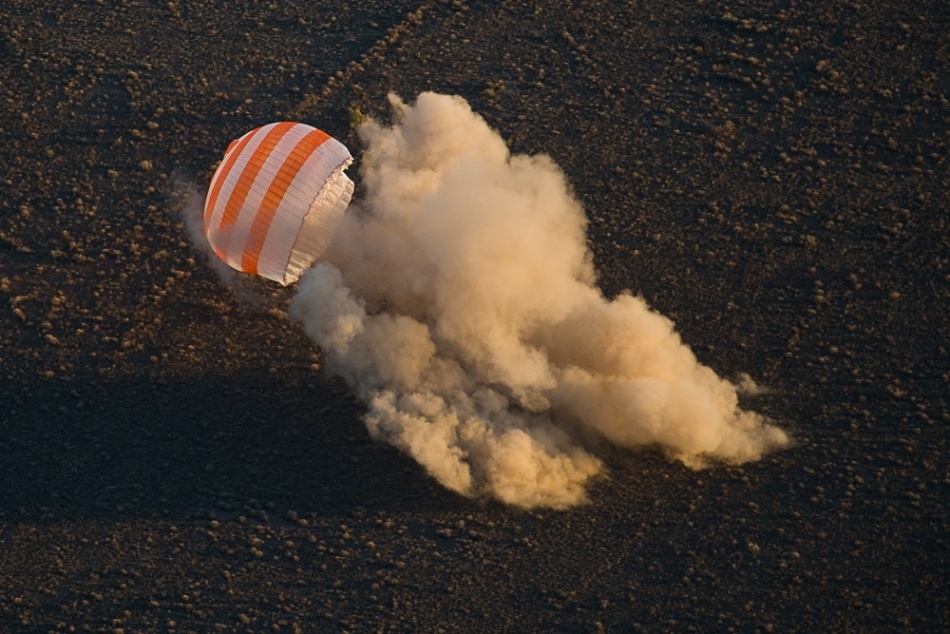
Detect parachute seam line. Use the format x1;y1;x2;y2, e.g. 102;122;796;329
281;158;354;284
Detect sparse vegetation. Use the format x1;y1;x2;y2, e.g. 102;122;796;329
0;0;946;631
348;107;368;129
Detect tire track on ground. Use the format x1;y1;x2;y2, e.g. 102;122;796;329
291;1;442;119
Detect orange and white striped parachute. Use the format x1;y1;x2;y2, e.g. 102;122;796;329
203;122;354;285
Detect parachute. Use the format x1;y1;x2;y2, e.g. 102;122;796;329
203;122;354;285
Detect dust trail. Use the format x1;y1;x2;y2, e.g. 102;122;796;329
288;92;789;509
169;170;266;305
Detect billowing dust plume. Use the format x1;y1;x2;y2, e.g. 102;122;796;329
288;92;789;509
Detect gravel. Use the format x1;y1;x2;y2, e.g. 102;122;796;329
1;0;947;631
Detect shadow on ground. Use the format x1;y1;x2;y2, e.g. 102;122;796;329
0;369;464;522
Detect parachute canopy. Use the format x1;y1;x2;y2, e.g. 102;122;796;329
203;122;354;285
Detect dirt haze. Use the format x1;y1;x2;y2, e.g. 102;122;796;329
1;0;947;631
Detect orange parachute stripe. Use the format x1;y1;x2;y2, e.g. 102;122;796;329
203;126;263;235
203;122;353;285
240;128;331;275
216;121;296;235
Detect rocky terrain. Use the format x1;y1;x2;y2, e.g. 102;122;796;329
0;0;947;631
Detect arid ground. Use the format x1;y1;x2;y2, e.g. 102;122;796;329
1;0;947;631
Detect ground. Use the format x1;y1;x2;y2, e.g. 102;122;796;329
0;0;948;631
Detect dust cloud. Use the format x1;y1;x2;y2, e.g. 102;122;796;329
171;170;267;304
287;92;788;509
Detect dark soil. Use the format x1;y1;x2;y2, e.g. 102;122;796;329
1;0;947;631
